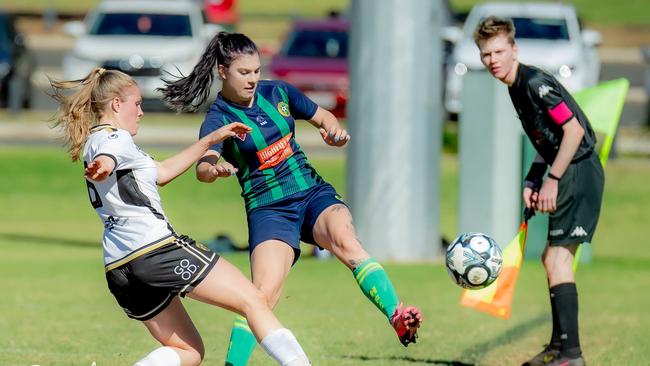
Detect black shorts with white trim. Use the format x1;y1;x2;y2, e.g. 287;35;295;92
548;153;604;246
105;234;219;321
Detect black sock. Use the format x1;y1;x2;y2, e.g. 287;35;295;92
550;283;582;358
548;286;562;350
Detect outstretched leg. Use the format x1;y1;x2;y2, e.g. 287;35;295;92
312;204;422;346
188;257;310;365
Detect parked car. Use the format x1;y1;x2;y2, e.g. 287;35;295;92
63;0;221;106
268;15;349;118
0;12;35;109
443;2;602;116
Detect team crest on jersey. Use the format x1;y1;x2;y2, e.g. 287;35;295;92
538;84;553;98
277;101;290;117
257;132;294;170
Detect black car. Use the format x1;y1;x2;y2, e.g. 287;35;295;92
0;12;34;109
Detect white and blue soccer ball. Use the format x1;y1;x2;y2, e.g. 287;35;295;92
445;232;503;289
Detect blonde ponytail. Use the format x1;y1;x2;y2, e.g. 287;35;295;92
49;68;135;161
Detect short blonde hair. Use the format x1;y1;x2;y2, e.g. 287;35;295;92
473;16;516;46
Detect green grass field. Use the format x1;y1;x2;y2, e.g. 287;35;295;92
1;144;649;365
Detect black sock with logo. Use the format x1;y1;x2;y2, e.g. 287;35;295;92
550;283;582;359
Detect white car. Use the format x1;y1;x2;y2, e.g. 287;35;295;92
444;2;601;115
63;0;221;102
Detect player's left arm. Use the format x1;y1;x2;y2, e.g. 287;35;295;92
280;80;349;147
309;106;350;146
530;75;585;213
539;120;585;213
537;121;585;212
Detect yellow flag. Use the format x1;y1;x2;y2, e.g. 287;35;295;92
460;221;529;319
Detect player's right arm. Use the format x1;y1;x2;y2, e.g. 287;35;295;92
196;150;239;182
159;123;250;186
85;156;116;181
195;108;241;183
523;153;546;209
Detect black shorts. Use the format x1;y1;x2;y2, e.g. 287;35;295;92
548;153;604;245
105;235;219;321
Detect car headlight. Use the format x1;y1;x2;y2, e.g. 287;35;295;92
454;62;468;76
150;56;163;68
559;64;573;78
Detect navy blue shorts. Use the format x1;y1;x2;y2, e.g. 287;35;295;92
246;183;345;262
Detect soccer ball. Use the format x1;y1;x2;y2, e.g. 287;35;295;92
445;232;503;289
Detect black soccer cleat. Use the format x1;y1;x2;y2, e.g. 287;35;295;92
522;344;561;366
545;355;586;366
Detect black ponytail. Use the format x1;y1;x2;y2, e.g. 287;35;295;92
158;32;259;113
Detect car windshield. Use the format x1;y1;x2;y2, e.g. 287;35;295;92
511;17;569;41
90;13;192;37
283;29;348;58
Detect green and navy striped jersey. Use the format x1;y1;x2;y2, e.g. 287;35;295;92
199;80;325;211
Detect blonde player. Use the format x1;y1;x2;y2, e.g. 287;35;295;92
50;67;311;366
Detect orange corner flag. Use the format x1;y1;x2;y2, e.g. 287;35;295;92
460;220;529;319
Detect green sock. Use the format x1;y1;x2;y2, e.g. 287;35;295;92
352;258;400;321
224;315;257;366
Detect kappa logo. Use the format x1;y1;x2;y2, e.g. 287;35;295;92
277;101;290;117
538;84;554;98
570;226;588;237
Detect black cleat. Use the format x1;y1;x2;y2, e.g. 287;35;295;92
522;345;561;366
546;355;586;366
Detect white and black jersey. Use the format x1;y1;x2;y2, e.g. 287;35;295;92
83;125;174;269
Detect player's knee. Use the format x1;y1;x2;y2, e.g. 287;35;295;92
190;348;204;366
329;235;361;257
243;286;276;314
178;344;204;366
542;255;555;273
